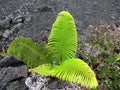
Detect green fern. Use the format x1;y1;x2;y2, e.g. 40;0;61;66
7;11;98;88
48;11;77;62
7;37;57;68
30;58;98;88
116;53;120;61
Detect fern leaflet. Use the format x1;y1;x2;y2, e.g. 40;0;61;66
30;58;98;88
48;11;77;62
7;37;57;68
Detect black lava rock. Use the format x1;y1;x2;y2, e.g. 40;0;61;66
0;56;28;90
0;56;24;68
0;15;13;29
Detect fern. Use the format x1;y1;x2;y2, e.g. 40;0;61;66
7;11;98;88
7;37;57;68
48;11;77;62
29;58;98;88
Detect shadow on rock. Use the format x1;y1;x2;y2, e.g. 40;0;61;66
0;56;28;90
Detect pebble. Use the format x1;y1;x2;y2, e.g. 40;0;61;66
93;2;98;6
2;30;13;38
75;20;83;31
9;36;14;41
117;6;120;11
0;14;13;29
0;20;9;29
88;25;94;29
13;15;24;24
12;23;23;32
1;37;6;41
85;11;90;15
24;15;32;23
111;16;116;20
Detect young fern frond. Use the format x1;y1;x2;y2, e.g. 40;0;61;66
7;37;57;68
7;11;98;89
48;11;77;62
30;58;98;88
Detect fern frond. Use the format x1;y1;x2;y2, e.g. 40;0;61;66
116;53;120;61
7;37;57;68
29;64;54;76
30;58;98;88
52;59;98;88
48;11;77;62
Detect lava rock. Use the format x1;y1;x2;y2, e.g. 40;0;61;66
93;2;98;6
24;15;32;23
0;56;24;68
25;73;81;90
37;5;53;12
0;56;28;90
0;15;13;29
11;23;23;32
13;15;24;24
2;29;13;38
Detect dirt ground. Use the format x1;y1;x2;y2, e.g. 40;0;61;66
0;0;120;39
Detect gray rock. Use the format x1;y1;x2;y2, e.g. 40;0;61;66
0;56;28;90
93;2;98;6
13;15;24;24
12;23;23;32
117;6;120;11
0;56;23;68
88;25;94;29
37;5;53;12
0;15;13;29
24;15;32;23
111;15;116;20
25;73;81;90
2;29;13;38
9;36;14;41
85;11;90;15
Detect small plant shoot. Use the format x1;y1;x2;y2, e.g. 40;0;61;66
7;11;98;88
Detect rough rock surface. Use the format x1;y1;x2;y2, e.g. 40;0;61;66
0;56;28;90
0;56;81;90
25;73;81;90
0;0;120;50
